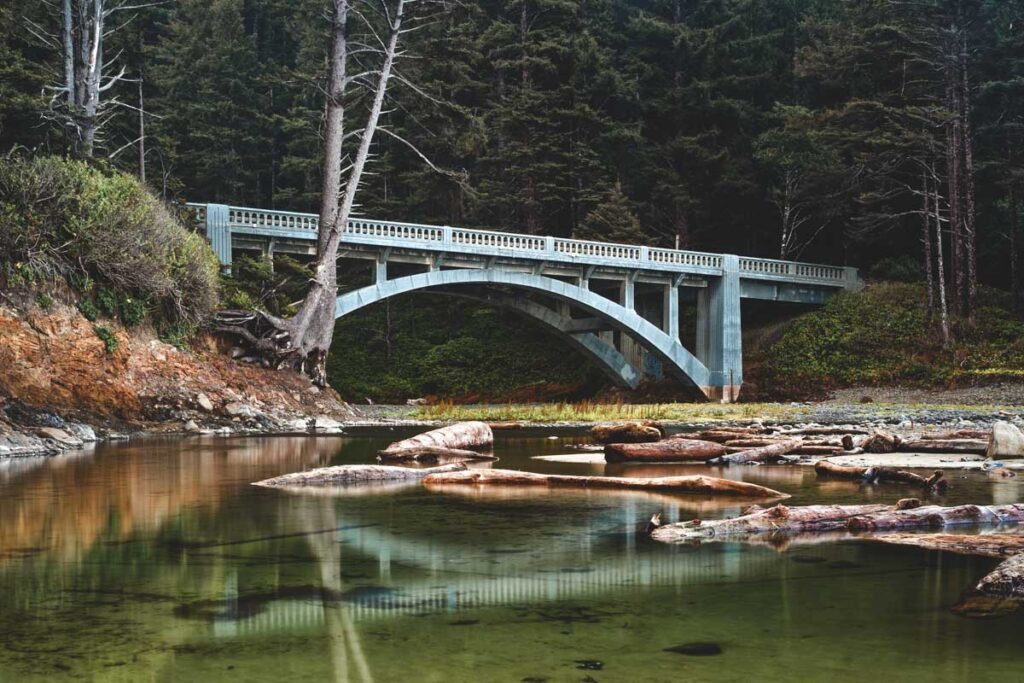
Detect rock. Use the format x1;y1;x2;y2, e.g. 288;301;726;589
987;421;1024;459
34;427;83;448
312;416;345;433
196;393;214;412
223;401;258;418
184;419;202;433
63;422;97;442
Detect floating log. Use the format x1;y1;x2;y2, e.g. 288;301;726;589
377;446;497;463
487;421;524;430
421;468;790;498
897;438;988;455
706;439;803;465
591;421;663;444
378;421;493;459
866;533;1024;559
651;502;1024;542
254;463;467;487
604;439;727;463
814;460;948;490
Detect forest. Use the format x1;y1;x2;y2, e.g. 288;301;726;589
2;0;1023;398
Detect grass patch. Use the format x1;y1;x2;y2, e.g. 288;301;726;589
414;401;811;423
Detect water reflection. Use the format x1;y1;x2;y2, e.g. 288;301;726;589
0;433;1021;682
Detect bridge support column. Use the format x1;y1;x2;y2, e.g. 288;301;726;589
375;254;389;284
204;203;232;270
617;274;639;372
663;282;679;341
697;254;742;402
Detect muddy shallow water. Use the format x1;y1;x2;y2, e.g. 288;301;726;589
0;429;1021;682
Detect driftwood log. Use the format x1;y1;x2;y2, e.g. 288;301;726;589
689;428;767;443
254;462;467;487
604;439;727;463
651;502;1024;542
592;421;664;444
421;468;790;498
377;446;497;463
897;438;989;455
378;421;493;459
814;459;948;490
706;439;803;465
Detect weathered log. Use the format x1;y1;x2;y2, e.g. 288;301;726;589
652;502;1024;542
377;446;497;463
790;445;844;456
814;460;948;490
976;553;1024;597
841;434;855;450
604;439;727;463
783;427;869;436
706;439;803;465
422;468;789;498
254;462;467;487
921;429;990;441
688;428;766;443
378;421;493;458
897;438;988;455
866;533;1024;558
723;438;787;448
487;421;524;430
591;421;662;444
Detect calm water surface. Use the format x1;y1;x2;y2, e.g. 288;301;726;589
0;429;1022;682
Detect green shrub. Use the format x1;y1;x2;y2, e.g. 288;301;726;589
35;292;53;310
159;321;196;351
0;154;220;326
119;296;147;327
93;325;119;354
78;299;99;321
96;287;118;318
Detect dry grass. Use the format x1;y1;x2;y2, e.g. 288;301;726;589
414;400;808;423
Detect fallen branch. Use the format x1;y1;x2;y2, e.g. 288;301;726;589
814;459;948;490
254;462;466;487
421;468;790;498
706;439;803;465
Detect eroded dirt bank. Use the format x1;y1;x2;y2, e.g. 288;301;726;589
0;297;358;456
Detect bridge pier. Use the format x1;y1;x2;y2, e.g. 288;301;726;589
204;203;232;270
697;255;742;402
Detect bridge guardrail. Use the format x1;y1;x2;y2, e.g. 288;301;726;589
186;202;853;287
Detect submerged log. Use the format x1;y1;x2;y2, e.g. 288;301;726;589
605;439;727;463
976;553;1024;597
706;439;803;465
651;502;1024;542
254;462;467;487
378;421;493;459
814;460;948;490
592;421;663;444
422;468;790;498
377;446;497;463
897;438;988;455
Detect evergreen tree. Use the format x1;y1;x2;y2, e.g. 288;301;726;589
575;181;648;244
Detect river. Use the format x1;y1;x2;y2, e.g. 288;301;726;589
0;429;1021;681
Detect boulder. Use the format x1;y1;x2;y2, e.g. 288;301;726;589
223;401;258;418
987;421;1024;459
312;416;346;434
63;422;97;442
34;427;83;448
196;393;214;412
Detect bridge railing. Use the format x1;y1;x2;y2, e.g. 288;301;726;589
187;202;853;286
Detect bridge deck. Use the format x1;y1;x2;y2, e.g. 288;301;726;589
189;203;859;290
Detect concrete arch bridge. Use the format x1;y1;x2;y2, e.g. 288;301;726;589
190;203;860;401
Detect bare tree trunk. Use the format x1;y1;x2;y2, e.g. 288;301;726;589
933;174;951;345
960;29;978;322
922;170;934;319
1011;182;1020;312
249;0;406;386
137;72;145;184
62;0;75;109
946;72;964;315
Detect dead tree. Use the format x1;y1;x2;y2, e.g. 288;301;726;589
216;0;444;385
30;0;142;156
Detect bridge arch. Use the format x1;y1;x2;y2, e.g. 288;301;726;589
431;288;641;389
335;269;710;391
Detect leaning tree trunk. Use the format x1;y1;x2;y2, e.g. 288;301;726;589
960;28;978;322
922;170;935;319
217;0;406;385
